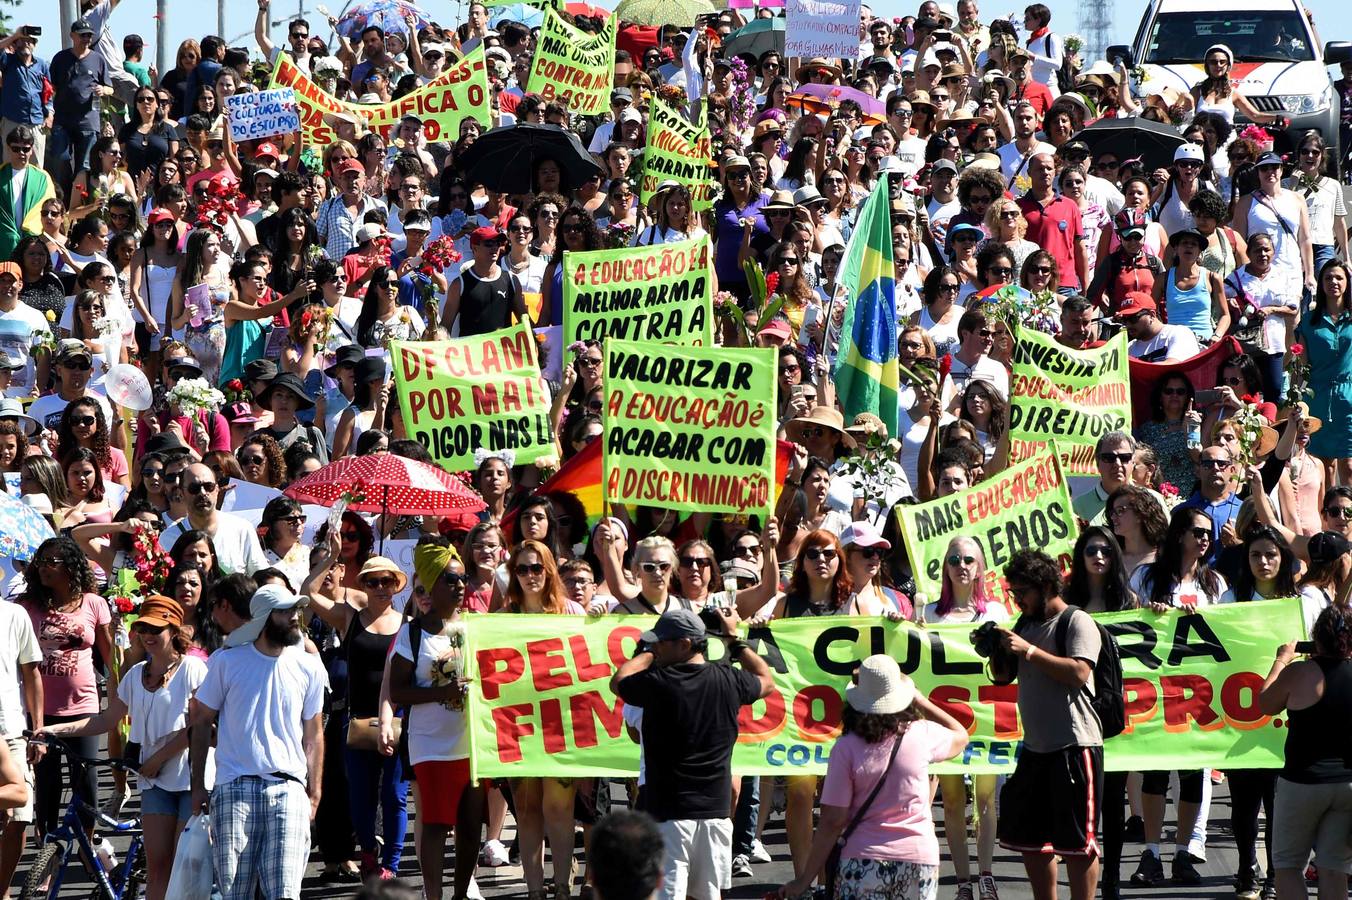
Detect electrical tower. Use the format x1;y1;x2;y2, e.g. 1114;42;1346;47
1078;0;1114;68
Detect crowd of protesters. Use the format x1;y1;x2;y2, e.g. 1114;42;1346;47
0;0;1345;899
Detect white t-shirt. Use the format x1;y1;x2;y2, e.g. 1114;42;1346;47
0;603;40;738
195;643;326;784
159;512;268;576
28;391;113;434
118;654;210;792
1128;325;1201;362
998;141;1055;192
0;303;52;398
1129;567;1228;607
1284;175;1347;246
948;352;1009;398
927;197;962;246
392;619;469;766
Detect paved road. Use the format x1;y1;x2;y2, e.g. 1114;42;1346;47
31;774;1267;899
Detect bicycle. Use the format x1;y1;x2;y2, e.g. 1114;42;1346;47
18;733;147;900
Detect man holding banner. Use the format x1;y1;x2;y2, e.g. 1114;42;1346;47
612;607;774;900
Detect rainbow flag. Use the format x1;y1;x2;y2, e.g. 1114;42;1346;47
832;176;899;438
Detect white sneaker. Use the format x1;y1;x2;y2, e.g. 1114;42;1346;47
479;839;510;868
749;838;772;864
467;876;483;899
1186;837;1208;864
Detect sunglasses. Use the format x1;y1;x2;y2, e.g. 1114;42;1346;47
8;145;31;154
515;563;546;577
71;415;96;427
1189;527;1212;542
946;554;976;566
1199;458;1232;469
679;556;713;570
1084;544;1113;558
1029;265;1053;275
186;481;217;495
340;531;359;542
639;561;672;575
61;360;92;371
363;576;398;589
1325;506;1352;520
986;266;1013;278
579;356;602;367
133;623;166;636
1098;452;1133;464
853;546;885;559
439;571;468;589
734;544;762;557
1095;160;1120;171
804;547;838;562
141;466;164;479
275;514;305;525
1161;386;1190;396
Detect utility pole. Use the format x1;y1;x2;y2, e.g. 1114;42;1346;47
156;0;167;74
218;0;226;41
1078;0;1114;70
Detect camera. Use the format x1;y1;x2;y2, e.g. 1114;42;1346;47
698;605;726;636
969;621;1005;658
23;26;40;37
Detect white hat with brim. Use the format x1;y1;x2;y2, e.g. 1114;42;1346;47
224;584;309;648
0;398;39;437
846;655;916;714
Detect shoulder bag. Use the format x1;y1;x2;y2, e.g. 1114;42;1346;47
823;733;904;897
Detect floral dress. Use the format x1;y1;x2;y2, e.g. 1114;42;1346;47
1135;419;1197;497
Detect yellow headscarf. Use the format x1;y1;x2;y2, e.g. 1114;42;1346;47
414;542;460;594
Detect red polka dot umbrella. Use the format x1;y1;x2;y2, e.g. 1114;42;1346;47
285;454;486;517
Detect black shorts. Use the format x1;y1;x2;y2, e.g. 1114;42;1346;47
998;745;1104;858
1141;769;1204;801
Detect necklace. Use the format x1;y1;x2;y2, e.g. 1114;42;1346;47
144;655;181;691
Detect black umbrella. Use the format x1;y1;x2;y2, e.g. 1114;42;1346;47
457;123;603;195
1070;116;1186;173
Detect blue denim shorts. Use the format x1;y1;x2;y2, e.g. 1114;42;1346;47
141;785;192;819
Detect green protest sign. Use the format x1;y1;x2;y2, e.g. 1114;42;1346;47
526;8;615;115
602;340;777;518
639;99;716;212
561;237;712;347
1009;329;1131;476
392;322;554;471
465;601;1303;778
896;446;1077;608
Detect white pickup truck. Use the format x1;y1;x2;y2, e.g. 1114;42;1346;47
1108;0;1352;161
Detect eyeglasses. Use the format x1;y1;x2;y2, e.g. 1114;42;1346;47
679;556;713;570
1199;458;1232;469
1084;544;1113;558
1324;506;1352;519
363;576;398;589
276;514;305;525
71;415;96;428
803;547;838;562
639;561;672;575
579;356;602;368
853;546;885;559
1189;526;1212;542
1098;452;1133;464
239;454;265;466
946;554;976;566
185;481;217;495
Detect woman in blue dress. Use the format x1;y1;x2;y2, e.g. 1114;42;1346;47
1297;258;1352;484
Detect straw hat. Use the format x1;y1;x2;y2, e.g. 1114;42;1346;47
846;655;916;714
845;412;888;441
794;58;842;83
357;556;409;593
786;406;856;449
1294;401;1323;435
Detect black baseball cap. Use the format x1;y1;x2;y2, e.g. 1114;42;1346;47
639;609;708;644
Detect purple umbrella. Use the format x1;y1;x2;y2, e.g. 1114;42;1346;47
785;84;886;124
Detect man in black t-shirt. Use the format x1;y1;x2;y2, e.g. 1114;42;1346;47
612;608;773;900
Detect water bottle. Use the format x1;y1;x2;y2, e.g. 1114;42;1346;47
96;837;117;872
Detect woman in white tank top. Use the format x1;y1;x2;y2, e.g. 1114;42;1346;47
1234;161;1313;292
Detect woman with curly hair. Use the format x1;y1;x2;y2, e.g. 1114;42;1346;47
1107;484;1169;576
780;655;968;900
539;205;602;329
958;378;1006;463
764;241;816;342
0;419;28;474
527;192;567;258
56;397;129;488
984;199;1038;273
235;433;286;489
498;540;583;900
20;536;113;837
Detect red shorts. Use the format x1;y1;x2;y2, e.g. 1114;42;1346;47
413;759;472;826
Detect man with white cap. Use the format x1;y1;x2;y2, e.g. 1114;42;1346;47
612;607;773;900
0;260;48;399
190;583;326;900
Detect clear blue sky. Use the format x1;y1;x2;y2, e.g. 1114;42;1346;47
5;0;1342;70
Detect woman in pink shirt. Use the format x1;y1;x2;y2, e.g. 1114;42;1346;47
780;655;969;900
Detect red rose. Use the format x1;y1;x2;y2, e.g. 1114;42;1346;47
939;353;953;382
765;272;780;296
301;310;313;329
1290;343;1305;355
1241;394;1259;405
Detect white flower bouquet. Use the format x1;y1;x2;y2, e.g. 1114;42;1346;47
166;377;226;418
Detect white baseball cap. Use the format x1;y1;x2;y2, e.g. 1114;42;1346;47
1174;143;1206;163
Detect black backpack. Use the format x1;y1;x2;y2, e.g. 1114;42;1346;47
1055;608;1126;739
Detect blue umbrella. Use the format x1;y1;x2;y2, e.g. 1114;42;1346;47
336;0;431;40
0;492;54;563
491;3;546;27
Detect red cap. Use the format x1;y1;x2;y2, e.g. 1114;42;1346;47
1116;292;1158;318
760;319;792;340
147;207;175;225
438;510;481;535
470;225;504;245
254;141;281;160
338;158;364;175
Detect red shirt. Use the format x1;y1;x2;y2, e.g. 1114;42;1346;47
1017;193;1084;289
1010;80;1054;116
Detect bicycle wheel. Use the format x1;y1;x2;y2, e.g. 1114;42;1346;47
18;842;62;900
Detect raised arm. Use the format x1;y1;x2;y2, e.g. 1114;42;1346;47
255;0;277;59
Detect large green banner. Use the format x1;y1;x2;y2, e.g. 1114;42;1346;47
392;322;553;471
465;601;1303;778
602;340;777;519
561;237;712;347
1008;329;1132;477
526;8;616;115
896;446;1077;609
639;99;716;212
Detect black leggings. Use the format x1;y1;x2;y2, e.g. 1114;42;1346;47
1229;769;1275;876
34;715;98;835
1101;771;1128;891
1142;769;1204;802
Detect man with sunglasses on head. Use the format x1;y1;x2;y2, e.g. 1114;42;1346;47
29;340;112;435
159;462;268;576
1115;292;1199;362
